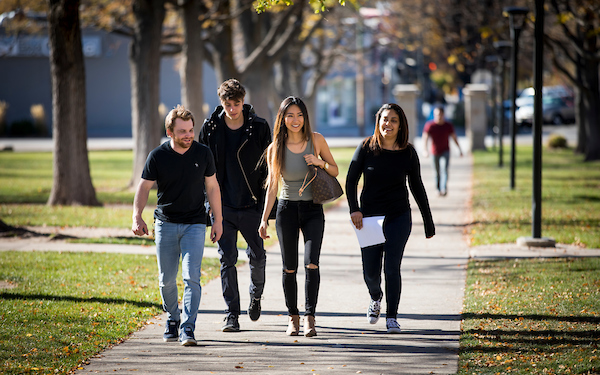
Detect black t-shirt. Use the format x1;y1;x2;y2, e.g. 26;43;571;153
142;141;216;224
346;140;435;237
223;124;253;208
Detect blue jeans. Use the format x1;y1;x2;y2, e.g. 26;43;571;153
433;151;450;193
275;200;324;316
361;211;411;319
218;206;266;317
155;219;205;332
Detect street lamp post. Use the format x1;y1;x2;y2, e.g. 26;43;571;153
493;41;512;168
504;6;529;190
532;0;544;239
516;0;555;248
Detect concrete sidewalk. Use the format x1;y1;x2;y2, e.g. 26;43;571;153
62;153;471;375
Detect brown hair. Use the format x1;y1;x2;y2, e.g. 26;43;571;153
217;78;246;102
165;104;194;133
265;96;314;189
368;103;409;153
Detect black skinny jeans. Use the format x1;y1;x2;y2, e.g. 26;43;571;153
361;210;412;319
275;199;324;317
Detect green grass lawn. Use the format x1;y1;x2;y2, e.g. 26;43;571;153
0;251;220;375
459;257;600;374
0;148;355;248
471;146;600;248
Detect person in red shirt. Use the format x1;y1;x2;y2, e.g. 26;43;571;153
422;106;463;196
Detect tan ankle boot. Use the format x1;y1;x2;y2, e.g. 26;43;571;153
304;315;317;337
286;315;300;336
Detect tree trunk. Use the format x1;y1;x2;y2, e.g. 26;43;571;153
581;59;600;161
129;0;165;187
574;60;586;154
243;66;275;121
207;0;236;85
179;0;205;139
577;8;600;161
46;0;100;206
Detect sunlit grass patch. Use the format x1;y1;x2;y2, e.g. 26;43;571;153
459;257;600;374
471;146;600;248
0;251;220;374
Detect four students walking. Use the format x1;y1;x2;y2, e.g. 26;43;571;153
132;83;437;343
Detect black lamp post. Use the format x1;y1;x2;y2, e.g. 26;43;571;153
516;0;555;248
532;0;543;238
504;6;529;190
493;40;512;168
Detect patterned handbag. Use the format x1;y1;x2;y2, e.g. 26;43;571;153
299;165;343;204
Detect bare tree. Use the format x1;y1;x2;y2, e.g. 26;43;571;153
546;0;600;160
178;0;207;138
46;0;100;206
128;0;166;186
205;0;306;120
273;7;354;123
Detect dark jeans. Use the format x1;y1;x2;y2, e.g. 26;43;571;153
218;205;266;317
275;199;324;316
361;210;412;319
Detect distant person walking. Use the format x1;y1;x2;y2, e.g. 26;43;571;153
422;106;463;196
346;103;435;334
132;105;223;346
259;96;339;337
199;79;272;333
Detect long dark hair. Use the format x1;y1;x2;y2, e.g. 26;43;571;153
368;103;409;153
266;96;315;189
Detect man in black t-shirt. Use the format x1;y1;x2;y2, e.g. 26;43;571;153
132;105;223;346
199;79;272;332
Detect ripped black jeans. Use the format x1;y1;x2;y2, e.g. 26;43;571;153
275;199;324;317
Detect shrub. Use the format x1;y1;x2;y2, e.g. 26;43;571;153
9;119;37;136
547;133;568;149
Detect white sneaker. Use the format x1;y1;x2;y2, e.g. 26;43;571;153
367;298;382;324
386;318;401;334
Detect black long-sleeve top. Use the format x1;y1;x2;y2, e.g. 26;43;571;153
345;139;435;238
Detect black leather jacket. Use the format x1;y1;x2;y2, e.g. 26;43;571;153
199;104;272;207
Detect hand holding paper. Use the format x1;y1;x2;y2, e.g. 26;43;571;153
351;216;386;248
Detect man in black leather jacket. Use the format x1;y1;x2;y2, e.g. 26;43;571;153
199;79;272;332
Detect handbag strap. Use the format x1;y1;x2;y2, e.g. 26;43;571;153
299;166;317;197
298;141;318;197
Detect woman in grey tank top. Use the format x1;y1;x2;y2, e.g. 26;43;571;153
259;96;339;337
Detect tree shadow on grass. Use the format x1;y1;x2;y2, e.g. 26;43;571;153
0;291;161;309
461;312;600;354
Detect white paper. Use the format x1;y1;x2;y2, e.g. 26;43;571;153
351;216;386;248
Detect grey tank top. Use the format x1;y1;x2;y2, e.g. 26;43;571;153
280;138;314;201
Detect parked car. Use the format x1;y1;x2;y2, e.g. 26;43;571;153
516;85;572;108
515;96;575;126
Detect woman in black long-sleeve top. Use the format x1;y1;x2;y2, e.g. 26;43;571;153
346;103;435;334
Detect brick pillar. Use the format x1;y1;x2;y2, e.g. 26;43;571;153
463;83;489;150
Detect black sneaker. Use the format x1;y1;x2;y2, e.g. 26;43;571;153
248;298;261;321
180;326;197;346
163;320;179;342
222;314;240;332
